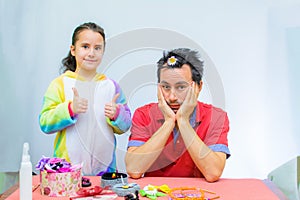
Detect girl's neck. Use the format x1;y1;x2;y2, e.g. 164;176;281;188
75;69;97;81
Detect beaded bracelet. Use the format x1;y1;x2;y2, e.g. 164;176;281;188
168;187;220;200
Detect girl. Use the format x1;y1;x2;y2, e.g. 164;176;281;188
39;22;131;175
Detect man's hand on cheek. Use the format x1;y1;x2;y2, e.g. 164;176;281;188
157;85;176;122
176;82;197;120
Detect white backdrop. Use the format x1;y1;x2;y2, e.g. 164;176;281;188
0;0;299;179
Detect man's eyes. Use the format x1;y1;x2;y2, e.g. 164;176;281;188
177;85;188;90
161;85;188;90
161;85;171;90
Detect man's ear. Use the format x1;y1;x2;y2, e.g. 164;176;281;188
198;80;203;93
196;80;203;95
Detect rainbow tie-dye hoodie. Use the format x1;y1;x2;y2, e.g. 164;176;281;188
39;71;131;175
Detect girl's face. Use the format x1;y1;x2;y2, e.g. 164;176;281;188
71;29;104;75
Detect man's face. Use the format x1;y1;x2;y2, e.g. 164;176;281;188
159;64;193;113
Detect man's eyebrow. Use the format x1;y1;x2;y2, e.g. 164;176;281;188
160;81;190;85
160;81;169;84
175;81;190;85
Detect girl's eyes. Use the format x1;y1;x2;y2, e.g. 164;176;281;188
81;45;102;51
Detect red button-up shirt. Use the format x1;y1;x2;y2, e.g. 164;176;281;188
128;101;230;177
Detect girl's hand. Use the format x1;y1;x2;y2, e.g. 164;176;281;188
71;87;88;114
105;93;120;119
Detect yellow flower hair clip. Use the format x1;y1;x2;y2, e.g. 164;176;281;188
167;56;178;66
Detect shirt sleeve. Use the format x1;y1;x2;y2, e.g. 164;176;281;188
106;80;132;134
204;107;230;157
39;77;77;134
127;106;153;147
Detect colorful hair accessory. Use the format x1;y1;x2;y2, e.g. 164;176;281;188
139;185;166;200
82;177;91;187
35;156;81;173
154;184;171;193
167;56;178;66
35;156;51;171
70;186;118;199
125;190;139;200
168;187;220;200
75;185;110;197
143;185;157;196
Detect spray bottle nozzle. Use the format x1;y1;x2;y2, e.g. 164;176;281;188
22;142;30;162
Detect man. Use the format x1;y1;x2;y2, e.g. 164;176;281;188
125;48;230;182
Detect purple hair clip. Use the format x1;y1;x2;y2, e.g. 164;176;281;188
35;156;51;171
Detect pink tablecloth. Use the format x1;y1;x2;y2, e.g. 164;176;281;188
7;176;280;200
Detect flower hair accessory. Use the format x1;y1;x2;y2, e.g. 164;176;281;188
139;184;166;199
35;156;82;173
167;56;178;66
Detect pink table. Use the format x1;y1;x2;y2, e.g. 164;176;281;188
6;176;282;200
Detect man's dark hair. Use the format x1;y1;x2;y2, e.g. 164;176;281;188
157;48;204;85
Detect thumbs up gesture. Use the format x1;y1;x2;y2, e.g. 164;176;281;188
71;87;88;114
104;93;120;119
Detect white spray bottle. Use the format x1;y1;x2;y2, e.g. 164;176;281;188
19;142;32;200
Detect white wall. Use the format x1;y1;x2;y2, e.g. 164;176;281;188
0;0;299;179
